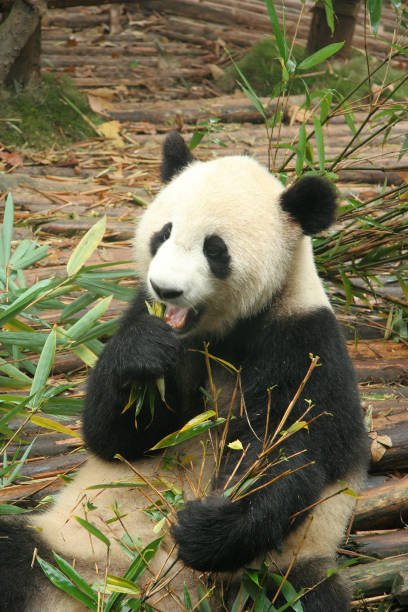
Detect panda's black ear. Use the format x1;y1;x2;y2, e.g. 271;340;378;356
280;176;337;235
160;131;194;183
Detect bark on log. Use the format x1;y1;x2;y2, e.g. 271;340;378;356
17;453;84;478
337;169;404;186
37;219;136;241
353;359;408;384
109;102;279;125
0;479;65;505
348;530;408;560
47;0;125;6
0;0;45;87
143;0;272;31
354;477;408;531
345;554;408;597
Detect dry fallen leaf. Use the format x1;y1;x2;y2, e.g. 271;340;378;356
369;431;392;462
0;151;23;167
98;120;125;148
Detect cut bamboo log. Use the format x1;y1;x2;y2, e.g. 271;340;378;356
354;477;408;531
369;421;408;472
348;530;408;560
353;360;408;384
345;554;408;597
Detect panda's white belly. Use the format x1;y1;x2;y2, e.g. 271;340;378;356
28;436;216;612
267;468;365;571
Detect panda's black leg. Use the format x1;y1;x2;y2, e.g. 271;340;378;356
272;557;351;612
0;516;52;611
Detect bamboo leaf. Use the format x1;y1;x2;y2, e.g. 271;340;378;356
53;553;97;600
12;245;49;270
0;331;49;351
340;271;353;313
76;276;134;302
344;108;358;138
74;516;111;547
28;330;56;408
0;358;31;383
71;344;99;367
313;116;325;172
150;417;225;450
184;584;193;611
104;537;163;611
124;537;163;581
265;0;287;61
60;293;96;321
228;439;244;450
197;584;212;612
179;410;216;431
226;48;267;120
9;239;32;267
295;123;307;176
105;576;141;595
0;193;14;268
36;556;98;609
326;558;359;577
321;0;334;33
65;296;112;341
0;278;53;326
298;42;344;71
67;216;106;276
269;573;304;611
342;487;359;498
280;421;309;436
367;0;383;35
189;131;205;151
398;134;408;160
31;415;82;439
0;503;31;515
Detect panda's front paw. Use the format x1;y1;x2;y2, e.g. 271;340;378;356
172;496;256;572
110;317;180;384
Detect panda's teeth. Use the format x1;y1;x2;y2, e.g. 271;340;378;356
164;305;190;329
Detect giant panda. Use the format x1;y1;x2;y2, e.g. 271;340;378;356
0;132;368;612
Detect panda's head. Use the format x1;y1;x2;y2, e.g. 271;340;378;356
134;132;337;336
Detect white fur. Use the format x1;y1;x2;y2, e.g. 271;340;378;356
29;437;215;611
268;469;365;570
134;156;326;335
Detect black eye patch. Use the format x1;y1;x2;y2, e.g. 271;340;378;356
150;222;172;256
203;234;231;279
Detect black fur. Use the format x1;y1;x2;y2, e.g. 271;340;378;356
271;557;351;612
224;556;351;612
0;517;51;611
84;290;368;573
83;287;184;460
203;234;231;279
280;176;337;235
150;222;172;256
160;131;194;183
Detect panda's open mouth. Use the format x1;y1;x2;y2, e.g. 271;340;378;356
164;304;201;333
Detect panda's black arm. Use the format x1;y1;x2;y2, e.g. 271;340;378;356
173;308;368;572
83;289;182;461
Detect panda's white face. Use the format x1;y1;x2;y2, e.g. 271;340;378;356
134;156;303;335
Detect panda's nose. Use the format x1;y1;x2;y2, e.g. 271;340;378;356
150;280;183;300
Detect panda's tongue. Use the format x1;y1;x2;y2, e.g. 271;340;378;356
164;305;190;330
